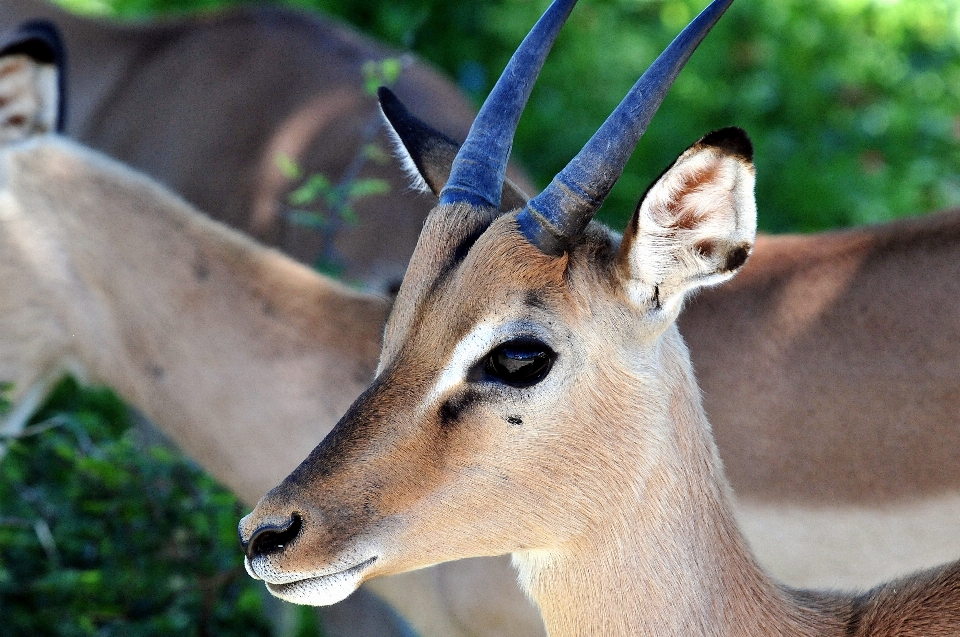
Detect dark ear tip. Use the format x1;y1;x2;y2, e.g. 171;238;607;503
700;127;753;163
1;20;63;64
376;86;396;106
377;86;409;128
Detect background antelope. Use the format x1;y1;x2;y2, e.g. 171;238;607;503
5;7;960;637
0;0;534;294
240;0;960;634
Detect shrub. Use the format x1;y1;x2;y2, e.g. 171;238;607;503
0;378;272;637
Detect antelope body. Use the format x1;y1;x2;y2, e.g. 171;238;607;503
0;0;533;293
240;1;960;635
0;24;456;637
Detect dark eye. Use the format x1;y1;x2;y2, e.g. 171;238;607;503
484;338;554;387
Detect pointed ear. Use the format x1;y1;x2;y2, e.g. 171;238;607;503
0;20;67;145
618;127;756;317
378;87;529;211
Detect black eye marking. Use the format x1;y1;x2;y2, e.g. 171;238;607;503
440;389;483;427
506;415;523;426
484;338;555;387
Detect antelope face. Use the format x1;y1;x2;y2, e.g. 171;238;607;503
240;0;749;606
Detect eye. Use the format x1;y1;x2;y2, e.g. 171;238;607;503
484;338;555;387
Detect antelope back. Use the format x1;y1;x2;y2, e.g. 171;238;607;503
240;0;754;608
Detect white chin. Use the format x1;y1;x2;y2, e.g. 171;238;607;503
265;569;363;606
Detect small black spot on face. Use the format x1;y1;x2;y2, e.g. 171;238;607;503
506;415;523;426
147;363;165;380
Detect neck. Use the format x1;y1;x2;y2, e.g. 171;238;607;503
514;329;844;637
1;139;388;504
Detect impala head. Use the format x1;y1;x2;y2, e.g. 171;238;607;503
240;0;754;606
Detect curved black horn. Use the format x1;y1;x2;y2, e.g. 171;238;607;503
518;0;734;255
439;0;577;209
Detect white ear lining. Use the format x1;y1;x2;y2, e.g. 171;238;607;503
623;148;757;314
33;63;58;132
378;106;432;195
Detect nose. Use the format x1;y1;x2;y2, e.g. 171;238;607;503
239;513;302;560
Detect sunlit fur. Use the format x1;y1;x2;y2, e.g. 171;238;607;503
8;11;960;637
0;34;543;637
242;129;960;635
619;138;756;315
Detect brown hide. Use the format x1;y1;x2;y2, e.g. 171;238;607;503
0;0;534;293
681;211;960;507
4;2;960;633
240;127;960;636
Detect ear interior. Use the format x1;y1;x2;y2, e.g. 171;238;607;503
0;21;66;145
378;87;528;211
619;127;757;315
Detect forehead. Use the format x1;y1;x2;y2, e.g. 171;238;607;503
396;214;621;352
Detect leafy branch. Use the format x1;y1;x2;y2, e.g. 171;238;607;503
277;56;408;278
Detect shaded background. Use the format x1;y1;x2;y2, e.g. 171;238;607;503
2;0;959;635
56;0;960;232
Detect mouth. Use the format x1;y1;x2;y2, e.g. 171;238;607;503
249;555;379;606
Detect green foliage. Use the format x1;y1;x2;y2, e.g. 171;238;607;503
276;151;391;276
274;54;399;276
0;382;12;416
54;0;960;234
0;378;273;636
362;58;404;96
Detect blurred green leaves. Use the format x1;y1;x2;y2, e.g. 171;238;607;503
0;378;272;636
362;58;404;96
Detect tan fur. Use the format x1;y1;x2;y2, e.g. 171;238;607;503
0;0;534;293
241;135;960;636
0;131;504;637
0;39;545;637
10;137;960;629
0;135;386;500
6;8;960;636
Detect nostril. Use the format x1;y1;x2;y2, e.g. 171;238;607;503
244;514;302;560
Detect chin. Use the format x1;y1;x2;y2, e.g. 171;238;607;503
265;571;363;606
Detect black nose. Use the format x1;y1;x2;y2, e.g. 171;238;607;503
241;513;302;560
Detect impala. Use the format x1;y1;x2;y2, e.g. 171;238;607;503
240;1;960;634
0;0;533;294
5;11;960;637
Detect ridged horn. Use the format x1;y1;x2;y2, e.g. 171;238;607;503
517;0;734;255
439;0;578;209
